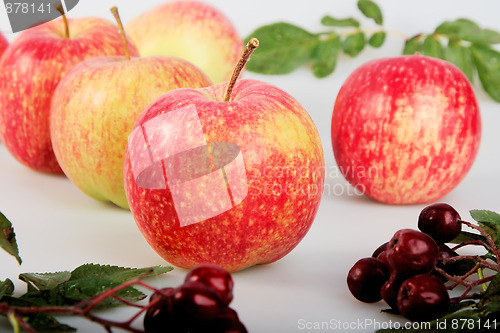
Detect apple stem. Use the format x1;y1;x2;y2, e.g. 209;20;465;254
223;38;259;102
55;2;69;38
110;6;130;61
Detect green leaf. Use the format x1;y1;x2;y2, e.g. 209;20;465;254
471;44;500;102
444;40;475;82
357;0;383;25
244;22;320;74
19;271;71;291
0;211;22;265
0;279;14;299
69;263;173;283
422;34;444;58
26;313;76;332
312;34;341;78
435;18;500;45
320;15;360;28
470;209;500;244
402;35;422;55
450;230;486;245
368;31;386;48
343;31;366;57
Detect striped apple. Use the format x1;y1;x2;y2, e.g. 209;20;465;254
0;32;7;59
124;40;324;272
331;55;481;204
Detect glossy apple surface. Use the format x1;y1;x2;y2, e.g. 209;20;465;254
0;32;7;59
50;55;212;209
124;79;325;272
125;0;243;84
0;17;138;173
331;55;481;204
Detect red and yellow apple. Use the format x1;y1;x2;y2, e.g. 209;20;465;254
0;17;138;173
331;55;481;204
124;77;325;272
50;54;212;209
125;0;243;84
0;32;7;59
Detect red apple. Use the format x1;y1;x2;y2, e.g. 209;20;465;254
0;16;139;173
125;0;243;84
0;32;7;59
123;40;324;272
331;55;481;204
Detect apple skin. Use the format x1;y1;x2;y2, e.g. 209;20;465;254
0;17;139;173
124;79;324;272
50;55;212;209
331;55;481;204
0;32;7;59
125;0;243;84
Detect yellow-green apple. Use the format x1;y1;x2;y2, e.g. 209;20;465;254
50;8;212;209
331;55;481;204
125;0;243;84
0;15;139;173
123;39;324;272
0;32;7;59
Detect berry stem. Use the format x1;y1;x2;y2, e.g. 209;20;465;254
461;220;500;260
55;2;70;38
110;6;130;61
223;38;259;102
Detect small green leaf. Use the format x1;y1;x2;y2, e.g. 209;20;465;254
70;263;173;283
422;34;444;58
245;22;320;75
471;44;500;102
368;31;386;48
0;279;14;299
357;0;383;25
402;34;422;55
444;40;474;82
343;31;366;57
26;313;76;332
320;15;360;28
0;211;22;265
476;28;500;45
312;34;341;78
482;272;500;303
435;18;481;41
450;230;486;245
19;271;71;291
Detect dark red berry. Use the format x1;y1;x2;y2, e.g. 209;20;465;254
185;264;234;306
144;288;184;333
418;203;462;243
386;229;439;275
172;281;225;327
372;242;389;258
397;274;450;322
347;257;390;303
202;308;248;333
380;272;406;310
376;250;390;267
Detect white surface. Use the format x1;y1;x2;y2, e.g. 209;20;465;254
1;0;500;332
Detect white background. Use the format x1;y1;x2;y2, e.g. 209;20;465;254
1;0;500;332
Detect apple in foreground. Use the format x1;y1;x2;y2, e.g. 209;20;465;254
124;40;324;272
0;16;138;173
0;32;7;59
125;0;243;84
331;55;481;204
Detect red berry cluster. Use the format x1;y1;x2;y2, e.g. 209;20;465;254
347;203;462;322
144;264;247;333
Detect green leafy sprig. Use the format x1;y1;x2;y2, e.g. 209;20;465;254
377;210;500;333
0;211;173;332
244;0;500;102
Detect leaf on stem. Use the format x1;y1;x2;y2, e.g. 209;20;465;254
471;44;500;102
357;0;383;25
402;35;422;55
0;279;14;299
444;40;474;83
19;271;71;292
470;209;500;244
244;22;321;74
343;31;366;57
435;18;500;45
321;15;360;28
312;34;341;78
422;34;444;58
368;31;386;48
0;211;22;265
